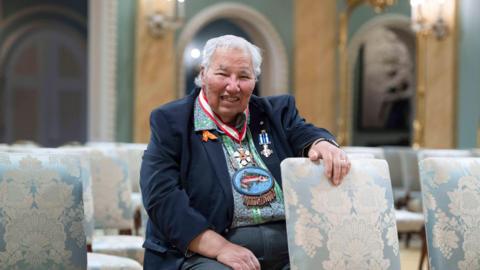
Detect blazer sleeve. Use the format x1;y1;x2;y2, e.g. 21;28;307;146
140;109;210;254
278;95;336;156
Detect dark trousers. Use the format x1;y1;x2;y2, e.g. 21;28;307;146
181;221;290;270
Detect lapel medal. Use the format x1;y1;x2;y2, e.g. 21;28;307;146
259;130;273;158
233;147;252;167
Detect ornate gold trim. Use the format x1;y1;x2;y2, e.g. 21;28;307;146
453;0;459;147
412;33;427;148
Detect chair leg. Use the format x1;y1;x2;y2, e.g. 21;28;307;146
405;232;412;248
418;228;427;270
134;208;142;236
119;229;132;235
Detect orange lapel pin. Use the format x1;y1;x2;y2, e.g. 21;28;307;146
202;130;218;142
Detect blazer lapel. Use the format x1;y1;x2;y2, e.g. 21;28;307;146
200;136;233;218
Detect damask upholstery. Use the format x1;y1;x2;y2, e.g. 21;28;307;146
92;235;145;264
87;146;145;264
119;143;147;236
119;143;146;194
8;147;96;244
419;157;480;270
58;147;145;267
417;149;473;161
281;158;401;270
0;152;87;269
346;153;375;159
413;149;473;213
88;147;133;230
398;148;421;208
383;146;408;204
341;146;385;159
87;253;142;270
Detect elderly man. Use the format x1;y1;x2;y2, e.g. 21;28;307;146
141;35;350;270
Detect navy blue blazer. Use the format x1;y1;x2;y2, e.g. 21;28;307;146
140;89;335;269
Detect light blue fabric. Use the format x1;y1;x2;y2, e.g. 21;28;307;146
0;152;87;270
281;158;400;270
88;147;133;230
419;157;480;270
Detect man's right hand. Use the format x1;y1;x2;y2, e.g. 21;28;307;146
188;229;260;270
216;242;260;270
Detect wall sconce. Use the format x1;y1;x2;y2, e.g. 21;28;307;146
410;0;448;40
367;0;396;13
146;0;185;38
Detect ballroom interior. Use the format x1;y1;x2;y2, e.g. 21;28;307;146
1;0;480;269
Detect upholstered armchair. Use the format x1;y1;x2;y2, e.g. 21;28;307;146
87;146;145;264
281;158;401;269
5;147;143;269
0;152;87;269
413;149;473;213
118;143;148;236
419;157;480;270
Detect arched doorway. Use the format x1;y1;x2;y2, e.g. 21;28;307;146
348;15;415;146
0;8;87;147
177;2;288;98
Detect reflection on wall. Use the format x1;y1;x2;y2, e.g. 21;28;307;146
352;22;415;146
360;27;413;130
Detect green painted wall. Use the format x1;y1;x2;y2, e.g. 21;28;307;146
458;0;480;148
180;0;293;90
115;1;136;142
113;0;480;146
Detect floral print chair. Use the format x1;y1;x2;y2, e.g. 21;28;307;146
419;157;480;270
0;152;87;269
85;146;144;265
59;147;143;269
119;143;148;236
281;158;401;270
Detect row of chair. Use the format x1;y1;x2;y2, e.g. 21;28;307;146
0;143;147;269
281;146;480;270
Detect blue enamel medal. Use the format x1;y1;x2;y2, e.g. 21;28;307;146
259;130;273;158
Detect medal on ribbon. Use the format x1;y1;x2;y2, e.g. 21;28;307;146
259;130;273;158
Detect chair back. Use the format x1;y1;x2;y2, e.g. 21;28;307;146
341;146;385;159
419;157;480;270
88;147;133;230
281;158;400;270
0;152;87;269
119;143;146;193
417;149;472;161
399;148;421;193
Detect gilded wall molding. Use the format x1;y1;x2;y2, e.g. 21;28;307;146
294;0;337;132
418;0;458;148
134;0;176;143
176;2;288;98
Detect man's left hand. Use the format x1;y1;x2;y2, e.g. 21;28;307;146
308;141;350;186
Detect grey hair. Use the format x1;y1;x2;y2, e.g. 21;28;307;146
194;35;262;87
